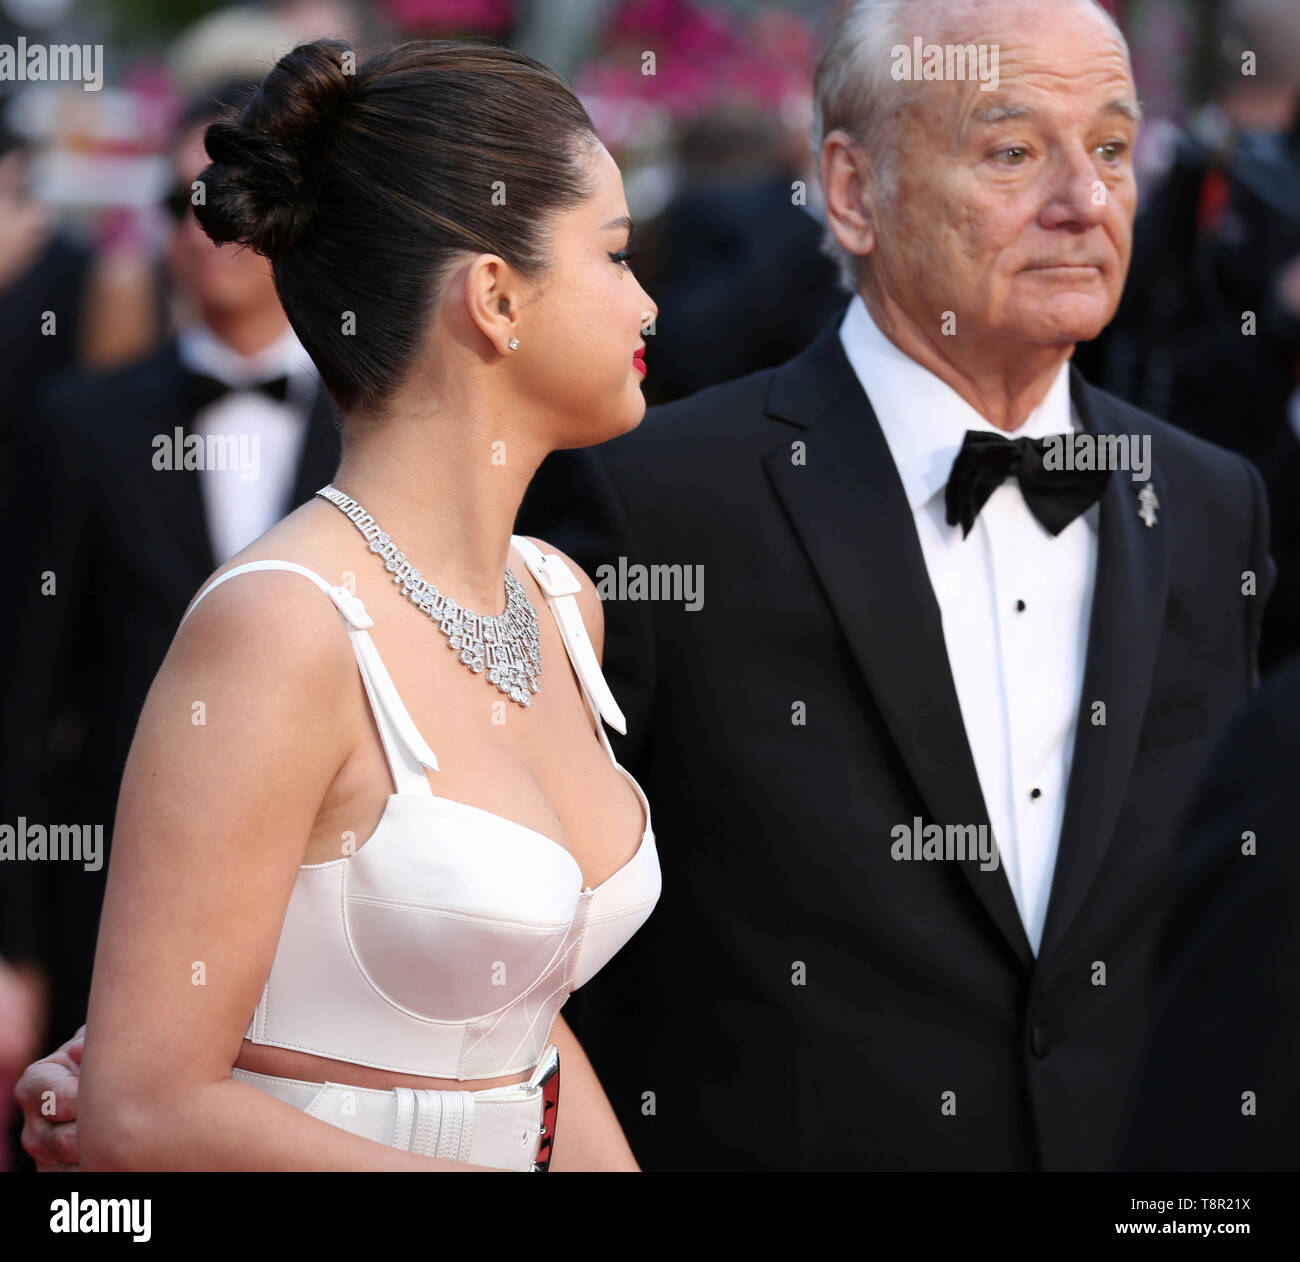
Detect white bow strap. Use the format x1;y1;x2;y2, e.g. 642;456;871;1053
326;584;374;629
349;629;441;772
510;537;627;736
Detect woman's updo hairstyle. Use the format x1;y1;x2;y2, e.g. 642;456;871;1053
194;38;602;416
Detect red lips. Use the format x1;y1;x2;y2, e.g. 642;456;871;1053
633;346;646;377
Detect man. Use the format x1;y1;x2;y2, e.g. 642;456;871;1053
15;0;1274;1172
0;80;340;1089
520;0;1271;1171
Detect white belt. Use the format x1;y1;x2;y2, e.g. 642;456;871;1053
232;1045;559;1171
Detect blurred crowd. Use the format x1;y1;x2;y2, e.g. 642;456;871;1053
1;0;1299;1172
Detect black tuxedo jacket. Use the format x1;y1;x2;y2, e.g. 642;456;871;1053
0;340;340;1042
516;314;1274;1171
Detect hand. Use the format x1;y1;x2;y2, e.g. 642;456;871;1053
15;1025;84;1171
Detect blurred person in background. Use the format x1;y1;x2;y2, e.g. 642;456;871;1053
69;1;373;375
0;83;94;1176
633;103;847;405
1076;0;1300;668
0;101;93;484
0;76;341;1170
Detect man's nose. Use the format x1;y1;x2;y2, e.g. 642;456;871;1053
1038;147;1110;229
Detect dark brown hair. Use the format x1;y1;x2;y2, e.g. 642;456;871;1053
193;38;601;416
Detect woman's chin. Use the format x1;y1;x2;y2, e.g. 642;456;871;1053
561;396;647;450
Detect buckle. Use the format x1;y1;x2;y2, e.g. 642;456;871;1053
328;585;374;629
530;554;582;599
527;1044;560;1171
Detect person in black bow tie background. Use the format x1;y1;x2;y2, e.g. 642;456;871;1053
0;77;340;1141
509;0;1277;1171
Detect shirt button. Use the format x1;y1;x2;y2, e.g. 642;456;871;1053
1030;1025;1052;1058
1015;599;1026;612
1030;787;1042;800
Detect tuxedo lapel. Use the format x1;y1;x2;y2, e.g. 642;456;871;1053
1037;369;1170;961
153;343;219;581
761;321;1035;970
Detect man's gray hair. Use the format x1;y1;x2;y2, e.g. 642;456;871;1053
809;0;1131;295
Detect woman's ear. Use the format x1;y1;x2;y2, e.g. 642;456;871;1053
462;254;522;356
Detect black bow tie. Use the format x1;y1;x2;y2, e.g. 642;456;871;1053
184;369;292;413
944;430;1111;539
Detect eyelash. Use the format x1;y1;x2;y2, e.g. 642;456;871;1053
610;246;637;269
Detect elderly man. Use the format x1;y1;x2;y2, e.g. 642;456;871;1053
16;0;1273;1172
518;0;1270;1171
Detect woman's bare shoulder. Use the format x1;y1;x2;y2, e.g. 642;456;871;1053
182;501;347;614
171;502;360;696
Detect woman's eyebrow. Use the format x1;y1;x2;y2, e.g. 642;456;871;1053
601;215;634;233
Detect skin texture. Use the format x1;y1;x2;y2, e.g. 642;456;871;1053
72;139;659;1171
820;0;1140;428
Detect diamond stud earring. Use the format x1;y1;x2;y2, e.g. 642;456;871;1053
508;337;520;350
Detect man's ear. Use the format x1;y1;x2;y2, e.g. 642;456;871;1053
462;254;522;357
820;129;879;260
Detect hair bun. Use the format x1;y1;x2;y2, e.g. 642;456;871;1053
195;38;354;259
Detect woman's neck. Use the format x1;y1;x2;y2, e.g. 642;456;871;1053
329;402;548;616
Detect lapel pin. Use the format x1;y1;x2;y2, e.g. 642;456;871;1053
1137;483;1159;528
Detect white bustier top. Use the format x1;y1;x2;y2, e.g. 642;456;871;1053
180;536;660;1081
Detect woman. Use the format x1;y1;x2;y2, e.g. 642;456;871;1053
78;37;661;1172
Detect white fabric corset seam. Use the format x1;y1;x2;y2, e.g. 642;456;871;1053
177;536;661;1081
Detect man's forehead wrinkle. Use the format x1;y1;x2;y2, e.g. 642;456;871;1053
951;58;1135;129
886;3;1135;155
996;49;1133;79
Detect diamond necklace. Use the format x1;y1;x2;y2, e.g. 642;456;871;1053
314;483;542;707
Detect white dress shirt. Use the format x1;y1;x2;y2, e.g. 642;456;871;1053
176;321;319;564
838;295;1098;955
